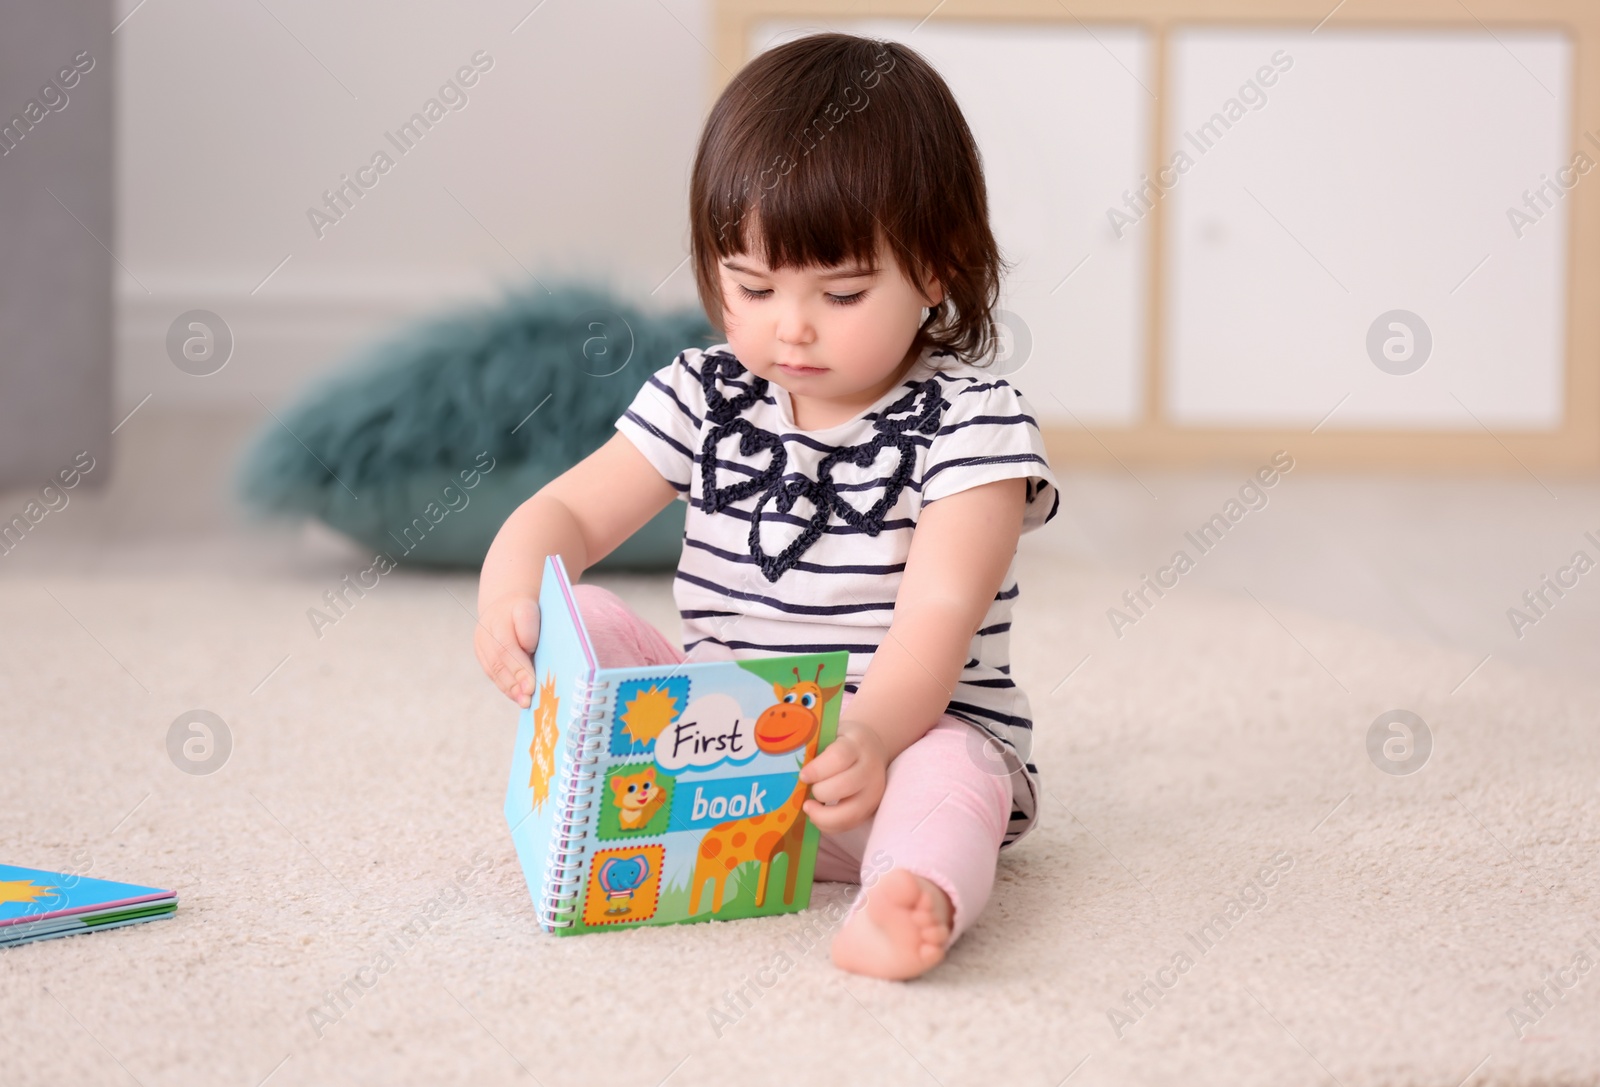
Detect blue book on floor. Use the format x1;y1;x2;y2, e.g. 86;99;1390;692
0;865;176;947
505;554;848;936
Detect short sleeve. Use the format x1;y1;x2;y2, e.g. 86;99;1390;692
614;350;708;499
920;378;1060;533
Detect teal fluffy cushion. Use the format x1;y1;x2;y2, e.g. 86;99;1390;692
235;282;714;570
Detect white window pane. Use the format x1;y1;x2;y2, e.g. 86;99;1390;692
1163;27;1571;430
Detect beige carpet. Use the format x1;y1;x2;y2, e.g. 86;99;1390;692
2;554;1597;1087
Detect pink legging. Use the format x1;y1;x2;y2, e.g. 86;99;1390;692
569;583;1014;948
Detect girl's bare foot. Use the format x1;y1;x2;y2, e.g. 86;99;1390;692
830;867;952;980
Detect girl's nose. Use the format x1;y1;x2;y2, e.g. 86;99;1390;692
775;304;815;345
777;315;812;344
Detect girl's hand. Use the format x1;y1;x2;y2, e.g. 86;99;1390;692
799;720;889;834
475;593;541;707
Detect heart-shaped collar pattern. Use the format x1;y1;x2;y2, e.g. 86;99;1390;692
701;418;786;513
698;350;769;424
817;380;943;536
693;354;948;582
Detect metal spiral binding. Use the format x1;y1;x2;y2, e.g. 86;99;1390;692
535;673;612;930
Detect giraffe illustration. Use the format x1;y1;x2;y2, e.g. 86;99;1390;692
689;662;842;916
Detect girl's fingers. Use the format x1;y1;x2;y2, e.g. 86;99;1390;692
803;795;867;834
800;741;854;784
806;765;865;807
495;665;517;703
486;617;531;685
802;799;838;832
805;773;841;806
491;658;527;706
477;619;532;705
502;643;532;698
510;599;540;653
508;664;532;706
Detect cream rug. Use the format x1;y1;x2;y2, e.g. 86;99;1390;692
1;553;1596;1086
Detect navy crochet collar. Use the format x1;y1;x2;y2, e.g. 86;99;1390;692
696;349;949;582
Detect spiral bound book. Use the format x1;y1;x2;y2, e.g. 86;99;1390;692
504;554;848;935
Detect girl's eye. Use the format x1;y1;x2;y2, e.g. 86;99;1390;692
734;285;867;307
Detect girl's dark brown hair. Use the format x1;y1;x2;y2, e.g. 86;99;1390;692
688;32;1010;366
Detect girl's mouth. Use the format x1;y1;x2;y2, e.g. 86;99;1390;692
778;363;826;376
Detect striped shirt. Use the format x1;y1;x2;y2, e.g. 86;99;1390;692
615;342;1060;849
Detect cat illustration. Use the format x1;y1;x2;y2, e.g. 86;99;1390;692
610;767;667;831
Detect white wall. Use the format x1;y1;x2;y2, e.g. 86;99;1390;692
114;0;711;410
115;3;1575;438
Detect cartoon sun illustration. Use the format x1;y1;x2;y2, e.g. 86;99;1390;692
527;671;561;811
619;684;678;748
0;879;58;906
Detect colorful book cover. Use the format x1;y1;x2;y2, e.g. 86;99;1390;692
505;554;847;936
0;865;176;948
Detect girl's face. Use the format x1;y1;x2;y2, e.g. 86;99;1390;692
716;231;944;420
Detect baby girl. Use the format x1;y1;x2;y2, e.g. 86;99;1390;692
477;31;1058;980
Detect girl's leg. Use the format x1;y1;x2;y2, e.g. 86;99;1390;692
817;692;1015;952
568;584;685;669
856;718;1013;948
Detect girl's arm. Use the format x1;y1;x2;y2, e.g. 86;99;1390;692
802;476;1027;832
475;432;679;706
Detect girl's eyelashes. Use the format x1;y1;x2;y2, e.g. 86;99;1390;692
735;284;867;307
